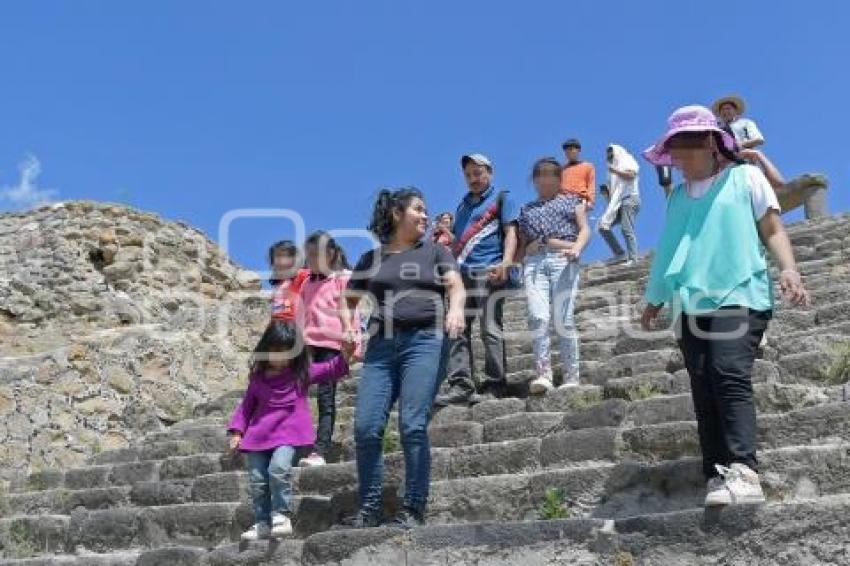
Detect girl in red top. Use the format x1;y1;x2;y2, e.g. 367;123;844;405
268;240;310;323
431;212;455;247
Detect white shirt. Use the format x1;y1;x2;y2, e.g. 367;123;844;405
725;117;764;145
611;169;639;200
685;164;780;220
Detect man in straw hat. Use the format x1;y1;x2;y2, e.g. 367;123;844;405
712;94;765;150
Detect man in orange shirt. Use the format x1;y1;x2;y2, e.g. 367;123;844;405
560;138;596;209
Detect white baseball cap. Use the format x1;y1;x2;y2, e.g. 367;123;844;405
460;153;493;170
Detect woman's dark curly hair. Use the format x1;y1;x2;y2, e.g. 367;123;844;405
367;187;425;244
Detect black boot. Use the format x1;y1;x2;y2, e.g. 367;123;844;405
477;380;507;401
434;383;474;407
388;506;425;530
333;508;382;530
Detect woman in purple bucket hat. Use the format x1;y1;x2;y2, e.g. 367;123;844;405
640;105;810;507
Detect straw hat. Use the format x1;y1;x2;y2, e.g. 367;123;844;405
712;94;746;117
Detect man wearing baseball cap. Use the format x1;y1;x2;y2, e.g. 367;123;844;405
436;153;519;406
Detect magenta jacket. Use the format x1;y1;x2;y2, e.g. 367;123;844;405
227;354;349;451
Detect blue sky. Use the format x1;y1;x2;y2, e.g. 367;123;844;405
1;1;848;276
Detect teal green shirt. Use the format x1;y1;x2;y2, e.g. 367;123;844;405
644;165;774;315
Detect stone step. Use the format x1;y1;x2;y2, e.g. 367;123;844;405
502;271;840;328
10;453;242;496
0;502;248;557
595;442;850;518
771;320;850;356
202;538;304;565
292;402;850;501
296;491;850;565
351;381;835;456
0;476;331;541
296;443;850;531
68;384;842;493
0;542;252;566
0;551;140;565
2;486;133;518
503;292;828;344
12;380;837;501
494;234;846;312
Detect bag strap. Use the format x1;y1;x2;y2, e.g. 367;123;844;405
496;189;510;244
451;193;501;257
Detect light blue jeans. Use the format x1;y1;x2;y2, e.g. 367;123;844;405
523;251;581;384
245;445;296;525
599;195;640;261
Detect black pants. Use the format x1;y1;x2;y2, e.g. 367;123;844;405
676;307;770;479
445;270;507;392
310;346;340;457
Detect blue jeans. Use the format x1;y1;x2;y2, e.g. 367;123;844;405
523;252;581;383
354;327;445;516
245;446;296;525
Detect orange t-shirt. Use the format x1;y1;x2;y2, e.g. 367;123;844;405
560;161;596;207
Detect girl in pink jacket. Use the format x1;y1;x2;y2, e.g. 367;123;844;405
297;231;360;467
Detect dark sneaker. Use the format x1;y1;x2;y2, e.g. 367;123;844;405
434;384;474;407
333;509;382;530
477;380;507;401
388;507;425;530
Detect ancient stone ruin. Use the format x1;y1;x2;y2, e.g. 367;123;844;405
777;173;830;219
1;202;849;564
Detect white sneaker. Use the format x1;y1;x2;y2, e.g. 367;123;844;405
704;476;729;506
298;453;326;467
705;463;766;506
557;373;581;389
241;522;271;541
271;513;293;537
529;376;554;395
622;260;636;267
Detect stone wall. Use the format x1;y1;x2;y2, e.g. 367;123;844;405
0;201;268;481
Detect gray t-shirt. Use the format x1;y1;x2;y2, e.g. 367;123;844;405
348;241;458;329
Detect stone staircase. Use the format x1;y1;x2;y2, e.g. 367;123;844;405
1;214;849;565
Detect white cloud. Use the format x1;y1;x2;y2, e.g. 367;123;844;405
0;154;58;210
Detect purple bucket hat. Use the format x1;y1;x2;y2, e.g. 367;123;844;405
642;105;737;166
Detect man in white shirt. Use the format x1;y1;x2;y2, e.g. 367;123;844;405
712;95;764;149
599;144;641;266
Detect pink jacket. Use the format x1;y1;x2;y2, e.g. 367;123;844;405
300;271;356;351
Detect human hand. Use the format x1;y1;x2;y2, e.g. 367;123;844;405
562;243;582;261
341;328;359;360
779;269;810;307
641;303;663;331
487;263;509;284
445;308;466;339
